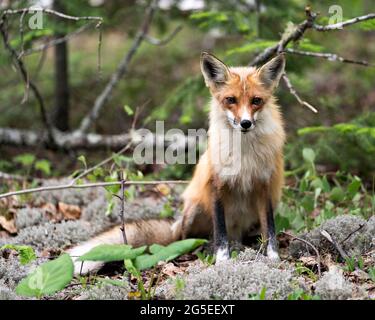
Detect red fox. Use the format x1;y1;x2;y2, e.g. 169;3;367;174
68;52;286;274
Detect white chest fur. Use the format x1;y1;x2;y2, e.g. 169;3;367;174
209;104;283;192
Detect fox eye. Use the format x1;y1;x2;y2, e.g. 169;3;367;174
252;97;263;105
225;96;237;104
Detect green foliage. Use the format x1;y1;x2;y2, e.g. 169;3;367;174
12;154;52;177
0;244;36;265
287;288;320;300
295;262;318;282
16;254;73;298
226;40;278;56
196;251;215;266
190;10;254;35
368;267;375;283
293;113;375;178
159;199;175;218
277;147;373;234
123;105;134;116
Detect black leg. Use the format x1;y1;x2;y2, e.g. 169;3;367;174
266;200;279;260
213;199;230;261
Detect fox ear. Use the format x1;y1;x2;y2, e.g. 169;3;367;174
200;52;229;87
258;54;285;90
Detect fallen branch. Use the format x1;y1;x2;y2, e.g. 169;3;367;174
282;231;321;277
0;180;189;200
0;127;197;150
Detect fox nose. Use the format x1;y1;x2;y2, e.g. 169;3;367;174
240;119;252;129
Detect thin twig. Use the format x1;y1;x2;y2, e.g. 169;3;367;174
282;73;318;113
282;231;321;277
320;229;349;261
71;142;132;184
21;23;94;57
119;172;128;245
0;15;56;146
286;48;374;67
2;8;103;24
340;224;365;245
144;25;183;46
0;180;189;200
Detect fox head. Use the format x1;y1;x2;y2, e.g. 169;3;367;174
201;52;285;133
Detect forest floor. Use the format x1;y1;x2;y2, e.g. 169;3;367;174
0;179;374;300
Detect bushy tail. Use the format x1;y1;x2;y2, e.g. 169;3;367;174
67;218;182;275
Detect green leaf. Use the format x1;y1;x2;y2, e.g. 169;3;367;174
329;187;345;202
1;245;36;265
34;159;51;176
123;105;134;116
79;244;147;262
77;155;87;169
347;177;361;198
14;153;35;167
302;148;316;163
301;195;314;212
149;244;165;254
134;239;207;271
16;254;73;298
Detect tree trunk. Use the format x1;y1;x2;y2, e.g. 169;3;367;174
51;0;70;131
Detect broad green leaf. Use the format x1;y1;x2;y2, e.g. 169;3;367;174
35;159;51;176
134;239;207;271
301;195;314;213
14;153;35;167
1;245;36;265
347;177;361;198
16;254;73;298
124;259;140;277
329;187;345;202
79;244;147;262
149;244;165;254
302;148;316;163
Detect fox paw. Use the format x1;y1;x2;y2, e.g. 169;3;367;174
266;247;280;261
215;247;230;263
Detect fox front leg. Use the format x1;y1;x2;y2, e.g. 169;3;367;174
265;200;280;261
213;198;230;262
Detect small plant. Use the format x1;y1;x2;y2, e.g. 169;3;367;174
248;287;267;300
295;262;318;282
367;267;375;283
287;288;320;300
14;153;52;177
196;251;215;266
1;244;36;265
343;256;365;272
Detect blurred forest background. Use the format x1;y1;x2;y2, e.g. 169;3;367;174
0;0;374;189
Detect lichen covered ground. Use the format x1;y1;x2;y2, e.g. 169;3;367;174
0;182;374;300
